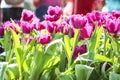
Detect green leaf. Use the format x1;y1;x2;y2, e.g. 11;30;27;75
75;64;94;80
109;72;120;80
10;28;22;79
7;64;19;79
94;54;112;62
89;26;103;59
3;30;11;52
0;62;8;80
10;28;20;49
60;74;74;80
64;35;72;65
45;38;64;54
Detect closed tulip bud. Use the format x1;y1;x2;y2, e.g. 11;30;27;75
73;44;87;59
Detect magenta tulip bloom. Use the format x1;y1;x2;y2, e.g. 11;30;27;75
37;34;52;44
59;20;70;35
52;22;59;33
73;44;87;59
21;9;35;22
45;6;62;21
79;23;93;40
106;19;119;34
35;22;45;31
87;13;96;23
112;11;120;18
0;27;4;36
20;22;32;34
45;21;54;33
2;21;18;33
70;15;87;29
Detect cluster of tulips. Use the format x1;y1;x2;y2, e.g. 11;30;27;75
0;6;120;80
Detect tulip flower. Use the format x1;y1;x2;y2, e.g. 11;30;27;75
112;11;120;18
79;23;93;40
45;6;63;21
45;21;54;33
2;21;18;34
37;34;52;44
21;9;35;22
73;44;87;59
106;19;119;34
20;22;32;34
35;22;45;31
70;15;87;29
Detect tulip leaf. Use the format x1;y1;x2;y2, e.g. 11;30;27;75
10;28;22;79
3;30;11;52
89;26;103;59
60;74;74;80
109;72;120;80
64;35;72;64
75;64;94;80
0;62;8;80
94;54;112;62
7;64;19;79
45;38;64;54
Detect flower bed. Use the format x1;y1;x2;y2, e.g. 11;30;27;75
0;6;120;80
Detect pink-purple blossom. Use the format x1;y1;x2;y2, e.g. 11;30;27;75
21;9;35;22
79;23;93;40
73;44;87;59
70;15;87;29
106;19;119;34
20;22;33;34
45;6;63;21
37;34;52;44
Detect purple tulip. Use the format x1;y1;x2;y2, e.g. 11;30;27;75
87;13;96;23
37;34;52;44
79;23;93;40
2;21;18;34
34;22;45;31
52;22;59;33
106;19;119;34
20;22;32;34
0;27;4;36
70;15;87;29
21;9;35;22
112;11;120;18
45;6;62;21
45;21;54;33
73;44;87;59
59;20;70;35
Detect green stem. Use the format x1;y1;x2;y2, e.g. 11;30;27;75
69;29;79;67
103;32;107;56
